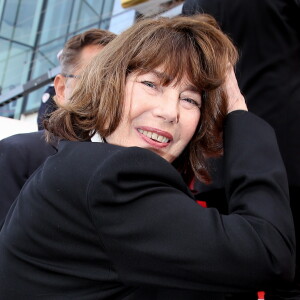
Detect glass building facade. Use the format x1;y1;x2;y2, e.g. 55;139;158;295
0;0;135;119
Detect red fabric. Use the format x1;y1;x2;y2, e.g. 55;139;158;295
189;177;207;208
196;200;207;207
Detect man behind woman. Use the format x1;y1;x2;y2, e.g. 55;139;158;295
0;28;116;226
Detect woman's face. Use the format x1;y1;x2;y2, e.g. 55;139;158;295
106;67;201;163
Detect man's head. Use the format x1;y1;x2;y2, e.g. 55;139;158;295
54;28;116;103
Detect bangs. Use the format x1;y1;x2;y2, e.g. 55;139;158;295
127;27;225;92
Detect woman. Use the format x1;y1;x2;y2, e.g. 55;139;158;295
0;15;295;299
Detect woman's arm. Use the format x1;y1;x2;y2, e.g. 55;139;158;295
88;112;295;292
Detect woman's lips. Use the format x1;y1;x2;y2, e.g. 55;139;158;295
137;127;173;148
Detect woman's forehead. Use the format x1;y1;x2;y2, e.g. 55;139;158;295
129;67;200;91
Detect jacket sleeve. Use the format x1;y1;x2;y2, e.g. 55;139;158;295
0;132;56;226
88;111;295;292
0;136;29;224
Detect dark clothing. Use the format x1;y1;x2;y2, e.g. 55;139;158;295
182;1;300;296
0;111;295;299
37;85;57;130
0;130;57;225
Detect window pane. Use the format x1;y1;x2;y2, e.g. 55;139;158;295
0;99;20;118
0;0;117;118
0;41;32;94
30;38;65;79
0;0;19;40
25;86;48;113
69;1;100;32
86;0;104;13
0;0;5;17
0;40;10;93
101;0;114;21
39;0;73;44
13;0;43;46
0;0;42;46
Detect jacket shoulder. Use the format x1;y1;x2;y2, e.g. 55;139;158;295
0;131;49;149
85;145;190;196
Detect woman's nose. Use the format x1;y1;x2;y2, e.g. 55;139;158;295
152;92;179;123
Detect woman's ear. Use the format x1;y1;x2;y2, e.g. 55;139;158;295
54;74;66;106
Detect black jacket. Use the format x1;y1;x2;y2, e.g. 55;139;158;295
0;130;57;225
0;112;295;299
182;2;300;295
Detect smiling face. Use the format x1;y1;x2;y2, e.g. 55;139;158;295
48;15;237;183
106;67;201;162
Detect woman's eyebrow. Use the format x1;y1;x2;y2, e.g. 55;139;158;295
150;70;172;82
186;85;200;93
147;70;200;93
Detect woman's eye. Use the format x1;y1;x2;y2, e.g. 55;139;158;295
181;97;201;109
141;81;156;89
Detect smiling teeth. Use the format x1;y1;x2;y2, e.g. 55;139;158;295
138;129;170;143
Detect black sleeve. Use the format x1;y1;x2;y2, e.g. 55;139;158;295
0;132;56;225
88;111;295;292
0;136;29;224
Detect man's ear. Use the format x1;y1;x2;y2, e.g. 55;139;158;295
54;74;66;106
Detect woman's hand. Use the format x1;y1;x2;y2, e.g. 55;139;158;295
225;64;248;113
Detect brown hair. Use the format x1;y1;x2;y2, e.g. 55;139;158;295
45;14;238;184
59;28;117;74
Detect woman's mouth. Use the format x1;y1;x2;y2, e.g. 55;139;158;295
137;129;170;143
